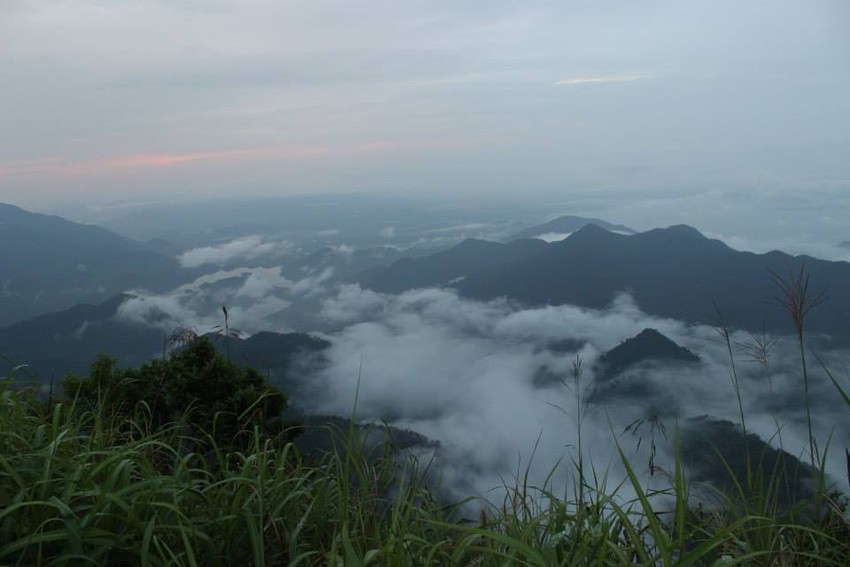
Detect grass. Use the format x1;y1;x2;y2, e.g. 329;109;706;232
1;367;848;566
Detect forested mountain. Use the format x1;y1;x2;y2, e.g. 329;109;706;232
368;223;850;344
588;328;702;408
0;293;328;384
681;416;814;511
0;203;186;326
506;215;635;241
0;294;163;380
219;331;330;402
594;328;701;383
457;224;850;343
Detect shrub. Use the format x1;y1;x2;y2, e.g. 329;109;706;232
62;336;293;450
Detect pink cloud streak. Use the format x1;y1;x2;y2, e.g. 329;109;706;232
0;136;504;182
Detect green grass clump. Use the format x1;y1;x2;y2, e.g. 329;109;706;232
0;382;461;565
1;374;848;566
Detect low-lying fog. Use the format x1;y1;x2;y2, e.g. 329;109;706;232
117;261;850;505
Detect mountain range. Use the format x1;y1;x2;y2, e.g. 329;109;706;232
367;224;850;344
506;215;635;241
0;203;187;327
0;294;163;380
0;292;329;385
5;202;850;380
366;238;548;293
0;204;838;507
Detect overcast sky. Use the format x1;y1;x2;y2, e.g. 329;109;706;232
2;0;849;210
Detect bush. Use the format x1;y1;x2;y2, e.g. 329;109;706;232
62;336;293;449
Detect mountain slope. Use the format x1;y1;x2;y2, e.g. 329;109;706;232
595;328;700;383
216;331;330;403
366;237;547;293
369;223;850;343
0;203;186;326
587;328;702;410
0;294;330;384
0;294;164;379
457;224;850;343
507;215;635;241
681;416;814;511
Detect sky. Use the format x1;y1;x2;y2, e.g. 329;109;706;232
2;0;849;210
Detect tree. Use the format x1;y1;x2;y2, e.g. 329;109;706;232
63;336;294;448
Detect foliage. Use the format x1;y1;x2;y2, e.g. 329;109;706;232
1;377;848;566
62;336;292;450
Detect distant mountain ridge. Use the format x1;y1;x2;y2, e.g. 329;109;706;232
0;203;187;326
0;294;163;379
367;238;547;293
507;215;635;241
0;293;330;383
459;224;850;342
368;224;850;344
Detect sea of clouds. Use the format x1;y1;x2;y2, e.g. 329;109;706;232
115;264;850;505
305;285;850;503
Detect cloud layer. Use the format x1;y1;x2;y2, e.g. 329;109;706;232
108;261;850;504
303;285;850;502
178;236;293;267
116;265;333;335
